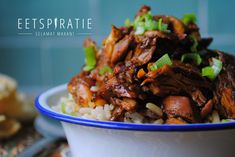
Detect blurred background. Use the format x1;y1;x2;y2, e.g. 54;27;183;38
0;0;235;93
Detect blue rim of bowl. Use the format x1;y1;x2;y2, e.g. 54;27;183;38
35;84;235;132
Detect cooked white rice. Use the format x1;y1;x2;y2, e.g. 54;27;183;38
52;94;149;123
52;94;115;121
52;95;234;124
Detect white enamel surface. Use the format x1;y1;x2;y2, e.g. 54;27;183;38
62;122;235;157
39;84;235;157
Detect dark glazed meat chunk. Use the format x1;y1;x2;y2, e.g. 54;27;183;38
111;35;133;64
98;77;138;99
142;61;211;105
166;118;187;124
163;96;196;122
68;73;94;107
200;99;213;119
110;97;137;112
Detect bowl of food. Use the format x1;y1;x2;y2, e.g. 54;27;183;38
36;5;235;157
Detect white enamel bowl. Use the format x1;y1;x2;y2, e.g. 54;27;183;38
36;84;235;157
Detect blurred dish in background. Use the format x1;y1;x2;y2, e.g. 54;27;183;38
0;73;37;139
0;117;21;139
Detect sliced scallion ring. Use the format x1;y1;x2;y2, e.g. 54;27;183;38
150;54;172;71
181;53;202;65
83;46;96;71
182;13;196;25
202;58;222;80
99;65;113;75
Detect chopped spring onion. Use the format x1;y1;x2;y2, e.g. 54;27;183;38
124;18;132;27
145;19;158;31
157;18;168;32
158;18;163;31
83;46;96;71
182;13;196;25
221;119;233;123
202;58;223;80
202;67;214;78
125;12;168;35
150;54;172;71
135;22;146;35
61;103;67;114
190;35;198;53
61;103;76;116
99;65;113;75
181;53;202;65
134;12;154;35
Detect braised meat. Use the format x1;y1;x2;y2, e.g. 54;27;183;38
142;62;211;100
67;5;235;124
214;52;235;118
163;96;197;122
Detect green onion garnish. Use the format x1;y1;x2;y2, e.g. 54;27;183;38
202;58;223;80
190;35;198;53
135;22;146;35
99;65;113;75
181;53;202;65
157;18;168;32
202;67;214;79
61;103;76;116
61;103;67;114
83;46;96;71
221;119;233;123
158;18;163;31
182;13;196;25
125;12;168;35
145;19;158;31
124;18;132;27
150;54;172;71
